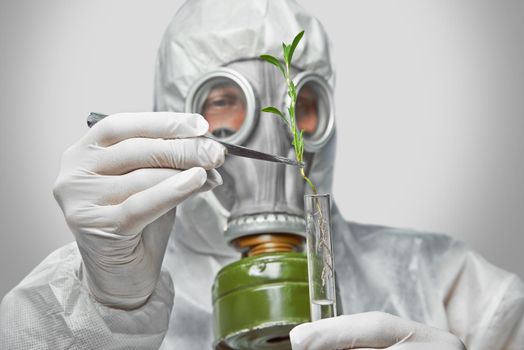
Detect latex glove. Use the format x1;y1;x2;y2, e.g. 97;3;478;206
290;312;466;350
53;112;224;309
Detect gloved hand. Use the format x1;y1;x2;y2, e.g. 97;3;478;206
290;312;466;350
53;112;225;309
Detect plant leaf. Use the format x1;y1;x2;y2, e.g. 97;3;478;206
260;54;285;76
282;43;291;63
262;106;285;118
262;106;290;127
287;30;305;65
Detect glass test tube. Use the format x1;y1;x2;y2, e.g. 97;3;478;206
304;194;336;321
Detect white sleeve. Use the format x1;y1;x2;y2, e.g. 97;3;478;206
444;249;524;350
0;242;174;350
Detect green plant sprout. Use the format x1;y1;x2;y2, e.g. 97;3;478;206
260;30;318;195
261;31;334;296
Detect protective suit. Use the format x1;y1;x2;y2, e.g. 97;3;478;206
1;0;524;349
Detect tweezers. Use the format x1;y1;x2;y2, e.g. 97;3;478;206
87;112;304;167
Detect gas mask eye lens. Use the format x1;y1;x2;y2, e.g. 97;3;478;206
292;73;335;152
201;82;247;137
186;68;257;145
296;84;319;137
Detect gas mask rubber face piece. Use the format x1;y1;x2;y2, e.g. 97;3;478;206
185;59;335;247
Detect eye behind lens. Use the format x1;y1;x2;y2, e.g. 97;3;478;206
185;68;258;146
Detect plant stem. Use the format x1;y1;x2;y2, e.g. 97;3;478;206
300;168;317;195
285;56;317;195
261;31;319;195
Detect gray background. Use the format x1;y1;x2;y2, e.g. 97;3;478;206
1;0;523;299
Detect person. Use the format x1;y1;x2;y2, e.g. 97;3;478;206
1;0;523;349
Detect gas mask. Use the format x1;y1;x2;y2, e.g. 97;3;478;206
184;59;335;349
185;60;335;249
